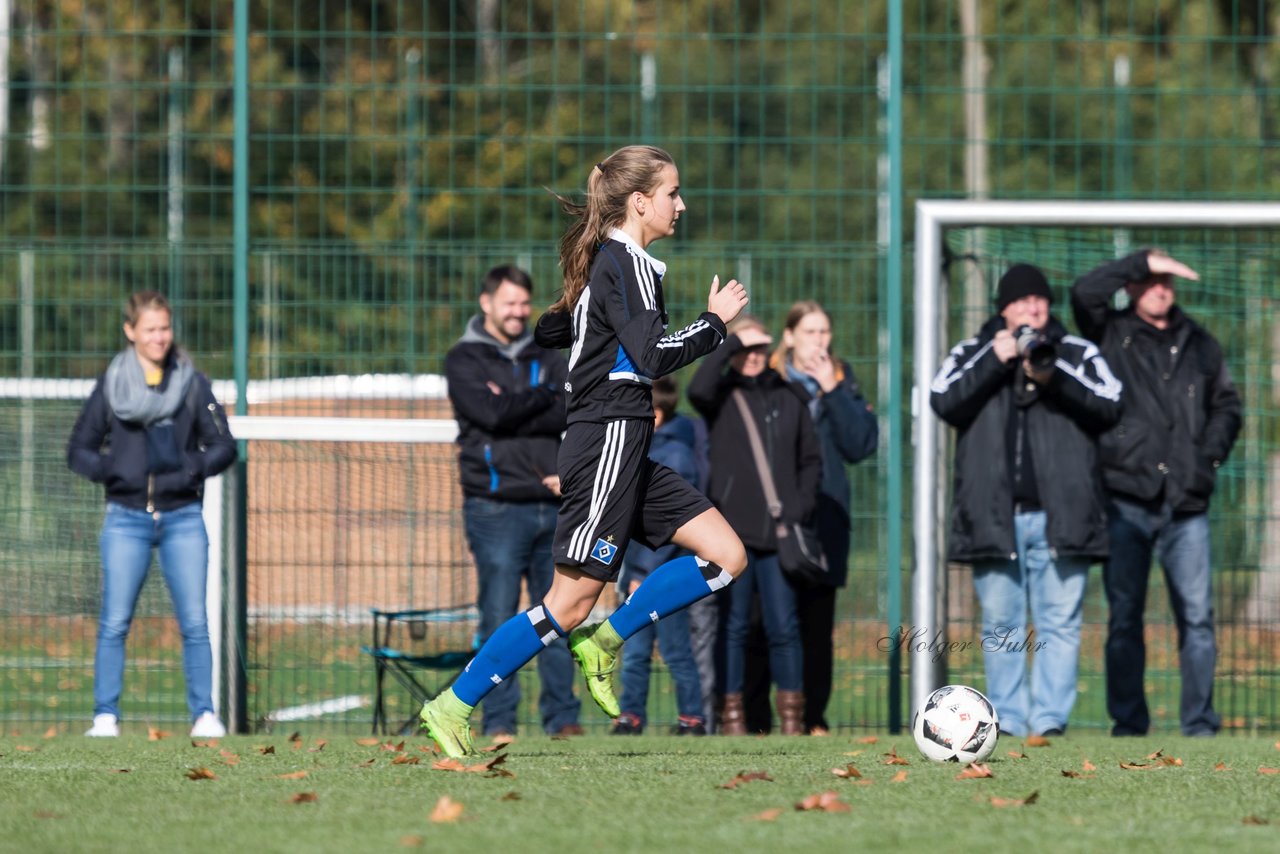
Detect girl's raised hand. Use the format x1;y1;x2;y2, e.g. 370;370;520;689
707;275;749;325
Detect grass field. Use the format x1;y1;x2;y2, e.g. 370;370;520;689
2;729;1277;853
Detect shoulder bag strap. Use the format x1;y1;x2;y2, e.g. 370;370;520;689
730;389;786;535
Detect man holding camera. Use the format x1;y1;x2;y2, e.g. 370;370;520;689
1072;251;1241;737
931;264;1122;737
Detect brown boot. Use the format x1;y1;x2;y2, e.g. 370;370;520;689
719;693;748;736
776;690;806;735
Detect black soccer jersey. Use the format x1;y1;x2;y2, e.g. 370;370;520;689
536;229;726;424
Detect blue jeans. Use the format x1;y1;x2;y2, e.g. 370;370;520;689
95;501;214;721
463;497;579;734
972;511;1088;737
1103;497;1219;736
618;598;705;725
723;549;803;693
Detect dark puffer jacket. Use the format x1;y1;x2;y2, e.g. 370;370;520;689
67;359;237;511
687;335;822;552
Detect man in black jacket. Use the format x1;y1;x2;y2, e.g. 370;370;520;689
1072;250;1242;737
932;264;1122;738
445;265;580;738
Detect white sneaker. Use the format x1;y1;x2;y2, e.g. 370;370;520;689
190;712;227;738
86;714;119;737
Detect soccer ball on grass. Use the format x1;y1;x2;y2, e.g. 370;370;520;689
912;684;999;763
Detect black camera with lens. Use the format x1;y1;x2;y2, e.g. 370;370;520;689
1015;325;1056;372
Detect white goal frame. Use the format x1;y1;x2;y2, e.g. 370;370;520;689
911;200;1280;716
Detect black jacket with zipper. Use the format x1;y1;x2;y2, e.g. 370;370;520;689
445;316;568;502
66;360;237;511
687;334;822;552
1071;251;1242;514
930;315;1122;563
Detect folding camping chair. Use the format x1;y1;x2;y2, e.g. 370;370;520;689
362;606;477;735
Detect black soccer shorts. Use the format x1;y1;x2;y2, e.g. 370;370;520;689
552;419;713;581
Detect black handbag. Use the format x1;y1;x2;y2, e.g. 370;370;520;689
730;390;829;583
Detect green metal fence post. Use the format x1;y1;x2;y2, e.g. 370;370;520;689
886;0;905;734
229;0;250;735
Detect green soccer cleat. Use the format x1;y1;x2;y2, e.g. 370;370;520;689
569;623;621;718
419;689;476;759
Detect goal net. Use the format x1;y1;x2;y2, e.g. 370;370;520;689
911;200;1280;730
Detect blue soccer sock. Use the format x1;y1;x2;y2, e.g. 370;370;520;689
450;604;565;708
604;555;731;643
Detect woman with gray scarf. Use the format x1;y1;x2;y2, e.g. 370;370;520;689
67;291;237;738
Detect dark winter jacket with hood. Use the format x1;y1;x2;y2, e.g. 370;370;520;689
445;315;568;502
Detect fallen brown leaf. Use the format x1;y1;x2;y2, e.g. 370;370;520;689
855;735;879;744
219;749;240;766
381;741;406;753
108;768;131;774
831;764;862;779
1082;759;1097;772
391;754;421;765
275;770;308;780
1060;770;1095;779
955;763;994;780
752;808;785;821
148;727;172;741
1156;756;1183;767
400;835;424;847
890;770;909;783
500;792;521;801
990;791;1039;808
289;792;318;804
43;726;58;739
1242;816;1269;825
355;758;377;768
185;767;217;781
15;745;39;752
433;758;468;772
1214;762;1230;771
795;791;851;813
287;731;302;743
1259;766;1280;775
472;753;512;777
1146;748;1165;760
1119;762;1157;771
308;739;328;753
355;737;381;746
721;770;774;790
882;746;910;766
1007;750;1027;760
429;795;465;823
191;739;218;749
258;745;276;755
1025;735;1051;747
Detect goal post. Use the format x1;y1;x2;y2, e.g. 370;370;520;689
911;199;1280;719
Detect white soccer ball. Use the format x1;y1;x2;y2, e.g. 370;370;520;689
912;684;999;764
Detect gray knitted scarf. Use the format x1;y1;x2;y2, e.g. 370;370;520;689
103;349;194;426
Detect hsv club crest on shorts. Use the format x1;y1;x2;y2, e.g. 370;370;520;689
590;535;618;566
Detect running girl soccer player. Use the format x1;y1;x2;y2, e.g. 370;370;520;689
421;145;749;757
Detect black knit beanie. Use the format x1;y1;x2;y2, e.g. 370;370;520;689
995;264;1052;310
